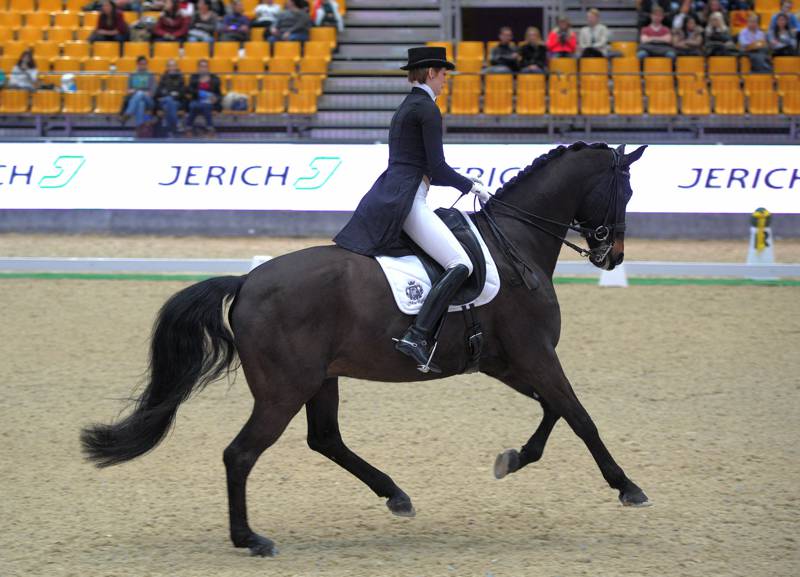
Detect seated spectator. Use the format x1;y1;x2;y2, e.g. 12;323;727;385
673;14;704;54
769;1;799;30
155;58;185;137
268;0;313;42
579;8;612;57
152;0;190;42
8;49;39;91
637;7;677;58
701;0;728;26
671;0;701;33
89;0;130;43
546;16;577;58
637;0;674;28
122;56;155;130
220;0;251;42
312;0;345;32
252;0;282;29
486;26;520;73
705;11;738;54
768;12;799;55
177;0;193;17
740;13;772;70
519;26;547;73
187;0;218;42
186;59;222;135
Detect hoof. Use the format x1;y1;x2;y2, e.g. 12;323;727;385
387;492;416;518
494;449;520;479
619;483;652;507
236;533;278;557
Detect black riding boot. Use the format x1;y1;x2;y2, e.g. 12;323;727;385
395;264;470;373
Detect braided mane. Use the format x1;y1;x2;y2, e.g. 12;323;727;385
493;141;611;198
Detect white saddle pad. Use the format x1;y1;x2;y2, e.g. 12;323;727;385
376;212;501;315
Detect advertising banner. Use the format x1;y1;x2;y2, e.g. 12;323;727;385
0;142;797;213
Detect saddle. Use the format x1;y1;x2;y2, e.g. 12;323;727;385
399;208;487;305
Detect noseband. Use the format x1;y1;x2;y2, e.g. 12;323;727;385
478;149;626;279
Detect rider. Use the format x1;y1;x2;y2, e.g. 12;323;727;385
333;46;492;373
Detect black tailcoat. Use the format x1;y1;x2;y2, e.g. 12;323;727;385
333;87;473;256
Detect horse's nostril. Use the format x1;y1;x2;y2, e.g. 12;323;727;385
616;252;625;265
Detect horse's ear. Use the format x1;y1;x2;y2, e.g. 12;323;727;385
615;144;626;156
623;145;647;166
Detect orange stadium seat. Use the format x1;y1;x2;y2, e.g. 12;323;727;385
303;40;332;63
94;91;124;114
153;43;180;59
515;73;545;114
18;27;45;44
63;91;93;113
610;41;637;58
454;57;482;73
483;74;512;114
243;41;270;63
782;89;800;114
549;75;578;115
643;57;672;75
457;41;484;62
288;90;317;114
75;74;102;92
33;41;61;64
230;74;259;94
645;71;677;115
580;76;610;115
0;29;14;44
209;58;235;73
114;57;138;72
613;76;644;115
51;57;82;71
299;57;328;75
25;12;52;28
675;56;706;96
435;93;448;115
39;72;62;87
47;27;74;43
0;13;24;28
92;42;120;60
31;90;61;113
39;0;64;10
680;86;711;114
579;57;608;75
452;73;481;95
53;11;81;29
237;57;266;73
295;73;324;95
182;42;210;60
774;56;800;74
710;76;744;114
309;26;336;49
63;41;90;60
256;90;286;114
268;57;297;75
124;41;151;58
708;56;738;76
449;90;479;115
8;0;36;12
103;74;128;91
3;42;29;61
273;41;301;62
0;89;29;113
64;0;85;11
549;58;577;75
148;57;169;73
743;74;779;114
212;41;237;60
754;0;779;11
262;73;291;94
75;27;95;42
83;57;112;71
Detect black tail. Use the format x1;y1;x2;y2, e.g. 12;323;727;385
81;275;245;467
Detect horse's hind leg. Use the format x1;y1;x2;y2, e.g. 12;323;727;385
494;399;559;479
224;396;305;557
306;378;415;517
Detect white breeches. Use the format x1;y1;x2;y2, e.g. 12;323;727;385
402;180;473;275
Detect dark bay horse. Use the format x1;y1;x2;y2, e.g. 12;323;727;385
82;142;650;557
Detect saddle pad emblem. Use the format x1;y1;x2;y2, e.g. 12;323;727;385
376;211;501;315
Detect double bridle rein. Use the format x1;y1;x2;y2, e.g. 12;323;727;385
476;148;627;283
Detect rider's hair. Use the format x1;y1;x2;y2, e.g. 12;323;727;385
407;67;442;84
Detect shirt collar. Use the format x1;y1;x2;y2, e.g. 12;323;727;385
412;81;436;101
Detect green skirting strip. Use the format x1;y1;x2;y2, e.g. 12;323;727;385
0;272;799;286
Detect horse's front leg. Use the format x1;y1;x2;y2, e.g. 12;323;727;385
494;400;559;479
490;352;650;506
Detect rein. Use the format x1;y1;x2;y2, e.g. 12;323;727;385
476;149;626;277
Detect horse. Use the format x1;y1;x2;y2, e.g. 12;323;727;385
81;142;650;557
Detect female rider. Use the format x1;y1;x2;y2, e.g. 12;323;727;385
334;46;491;373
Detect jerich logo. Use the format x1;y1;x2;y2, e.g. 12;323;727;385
38;155;86;189
293;156;342;190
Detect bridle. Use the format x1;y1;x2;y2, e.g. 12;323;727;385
476;148;628;278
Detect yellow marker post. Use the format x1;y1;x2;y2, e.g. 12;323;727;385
747;207;776;279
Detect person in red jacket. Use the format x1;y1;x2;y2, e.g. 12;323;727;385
546;16;577;58
89;0;130;43
153;0;190;42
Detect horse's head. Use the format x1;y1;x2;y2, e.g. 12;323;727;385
574;144;646;271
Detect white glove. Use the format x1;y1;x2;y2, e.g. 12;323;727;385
468;175;485;185
470;181;492;203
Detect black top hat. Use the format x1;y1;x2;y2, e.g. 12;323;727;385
400;46;455;71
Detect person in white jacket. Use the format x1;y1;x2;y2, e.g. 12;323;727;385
8;50;39;91
314;0;344;32
578;8;612;57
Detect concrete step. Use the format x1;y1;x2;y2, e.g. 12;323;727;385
338;28;440;43
335;44;411;60
346;10;442;26
315;110;394;127
565;10;638;26
319;93;406;110
329;59;406;73
563;0;635;9
347;0;441;8
325;76;410;93
612;28;638;41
